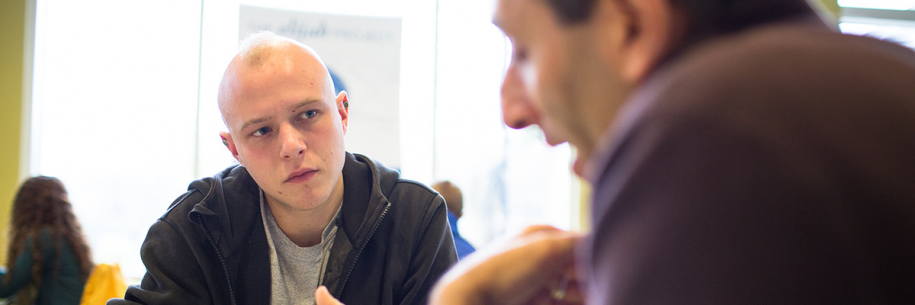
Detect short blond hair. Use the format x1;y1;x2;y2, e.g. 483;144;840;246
236;31;327;68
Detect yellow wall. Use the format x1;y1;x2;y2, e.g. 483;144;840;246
809;0;841;19
0;0;26;265
818;0;841;18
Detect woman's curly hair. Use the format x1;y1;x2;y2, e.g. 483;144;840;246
5;176;93;286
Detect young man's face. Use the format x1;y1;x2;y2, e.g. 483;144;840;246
220;45;348;211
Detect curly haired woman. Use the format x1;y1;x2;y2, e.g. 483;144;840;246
0;176;94;304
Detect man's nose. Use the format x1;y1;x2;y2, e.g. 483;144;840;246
278;125;306;159
501;66;536;129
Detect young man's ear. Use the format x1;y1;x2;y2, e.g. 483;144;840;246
606;0;686;82
220;132;243;165
336;91;349;134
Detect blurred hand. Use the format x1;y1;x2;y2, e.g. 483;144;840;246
430;225;585;305
315;286;344;305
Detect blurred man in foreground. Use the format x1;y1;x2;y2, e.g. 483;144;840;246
425;0;915;304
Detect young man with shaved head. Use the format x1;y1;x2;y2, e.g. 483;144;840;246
110;32;457;305
423;0;915;304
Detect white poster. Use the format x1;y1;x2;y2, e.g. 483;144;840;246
240;5;402;168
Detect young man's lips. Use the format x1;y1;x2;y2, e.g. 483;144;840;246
286;169;318;183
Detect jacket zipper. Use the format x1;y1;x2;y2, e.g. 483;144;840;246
197;214;237;305
335;202;391;296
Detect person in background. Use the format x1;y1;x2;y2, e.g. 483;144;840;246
431;181;476;260
425;0;915;304
1;176;94;305
111;31;457;305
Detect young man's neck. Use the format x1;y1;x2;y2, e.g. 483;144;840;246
267;175;345;247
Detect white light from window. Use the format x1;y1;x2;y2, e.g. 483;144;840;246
839;0;915;10
32;0;203;279
433;0;573;246
840;22;915;49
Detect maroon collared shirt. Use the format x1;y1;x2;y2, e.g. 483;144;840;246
582;16;915;305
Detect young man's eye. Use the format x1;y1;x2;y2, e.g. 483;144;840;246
300;110;318;119
252;126;272;137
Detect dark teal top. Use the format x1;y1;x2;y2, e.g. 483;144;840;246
0;229;86;305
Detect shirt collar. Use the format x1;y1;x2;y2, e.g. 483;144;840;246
259;188;342;244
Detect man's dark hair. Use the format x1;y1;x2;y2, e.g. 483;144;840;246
542;0;597;24
543;0;814;36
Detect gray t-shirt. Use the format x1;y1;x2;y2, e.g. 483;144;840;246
260;190;340;305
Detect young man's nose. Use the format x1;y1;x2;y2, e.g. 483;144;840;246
501;66;537;129
278;125;306;159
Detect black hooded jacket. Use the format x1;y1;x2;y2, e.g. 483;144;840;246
109;153;458;305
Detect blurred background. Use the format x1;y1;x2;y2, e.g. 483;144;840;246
0;0;913;282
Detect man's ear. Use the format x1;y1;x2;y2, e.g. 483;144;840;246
336;91;349;134
608;0;684;82
220;132;243;165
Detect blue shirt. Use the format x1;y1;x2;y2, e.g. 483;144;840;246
447;212;475;260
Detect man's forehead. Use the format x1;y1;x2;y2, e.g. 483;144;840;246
221;64;331;126
224;63;327;102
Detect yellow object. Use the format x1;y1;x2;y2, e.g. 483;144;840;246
0;0;27;267
80;263;128;305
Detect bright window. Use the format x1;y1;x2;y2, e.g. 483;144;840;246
31;0;203;279
839;0;915;50
838;0;915;10
433;0;573;244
